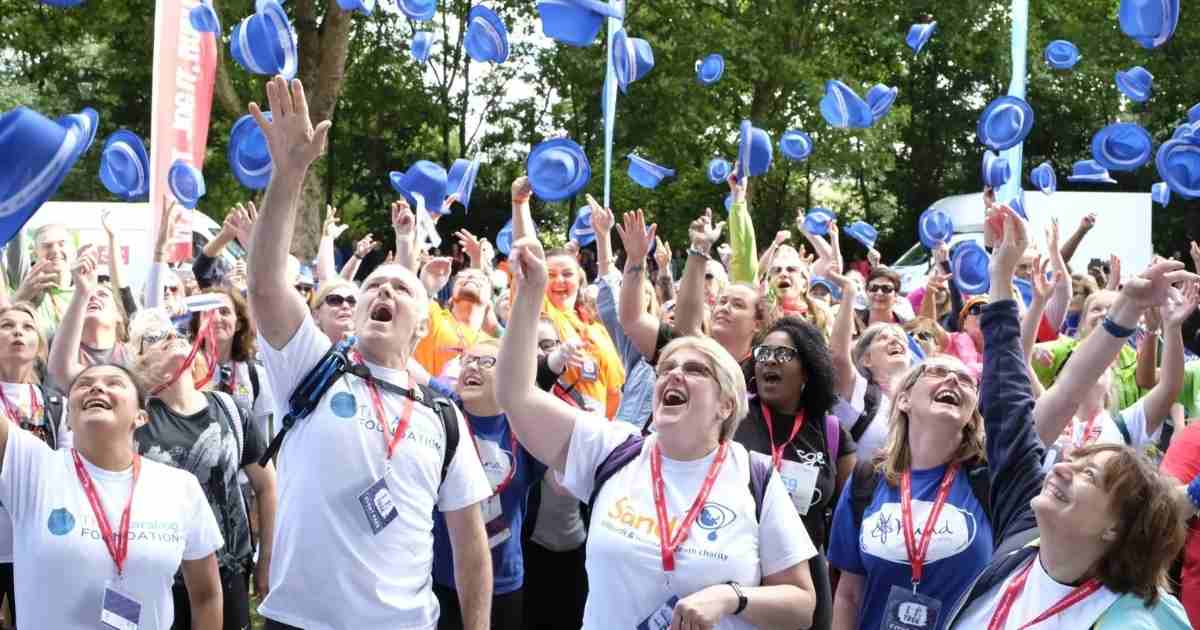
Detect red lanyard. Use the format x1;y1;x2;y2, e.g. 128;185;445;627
72;449;140;576
650;440;728;572
465;420;518;495
987;556;1103;630
760;403;805;471
900;463;960;586
1076;411;1102;449
0;385;39;425
353;352;415;461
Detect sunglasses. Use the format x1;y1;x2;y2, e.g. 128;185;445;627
920;363;978;392
295;284;314;296
753;344;798;364
867;284;896;295
461;355;497;369
914;330;936;342
323;294;357;308
139;329;182;354
704;273;716;281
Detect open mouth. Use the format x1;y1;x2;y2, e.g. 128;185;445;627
886;343;906;357
933;388;961;405
661;387;689;407
1043;480;1068;503
83;397;112;411
760;371;783;385
777;278;793;289
462;374;484;387
370;303;394;323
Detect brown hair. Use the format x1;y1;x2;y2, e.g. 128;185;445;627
867;266;901;292
188;287;257;363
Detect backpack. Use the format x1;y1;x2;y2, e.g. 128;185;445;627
849;458;990;526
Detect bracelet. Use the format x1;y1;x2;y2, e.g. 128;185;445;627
726;581;747;615
350;253;362;260
1101;315;1136;339
624;263;645;276
1188;475;1200;511
687;246;711;260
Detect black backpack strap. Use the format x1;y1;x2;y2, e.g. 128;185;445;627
417;383;458;485
1113;411;1134;445
851;459;881;526
247;361;261;405
849;382;881;442
259;337;358;466
38;385;64;450
587;434;645;513
748;451;773;522
965;460;991;517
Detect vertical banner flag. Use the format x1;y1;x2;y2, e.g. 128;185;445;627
602;0;625;208
149;0;218;262
999;0;1029;206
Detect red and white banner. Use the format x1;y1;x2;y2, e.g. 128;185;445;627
149;0;218;263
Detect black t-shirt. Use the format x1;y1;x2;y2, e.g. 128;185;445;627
732;401;855;548
134;392;265;573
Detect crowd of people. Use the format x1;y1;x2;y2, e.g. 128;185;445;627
3;75;1200;630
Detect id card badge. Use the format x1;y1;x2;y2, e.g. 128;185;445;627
881;585;941;630
777;459;820;515
100;580;142;630
481;494;503;523
636;595;679;630
485;512;511;548
581;359;598;382
357;475;399;535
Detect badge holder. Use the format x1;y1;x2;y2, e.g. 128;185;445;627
101;578;142;630
358;465;399;535
636;595;679;630
882;583;940;630
777;459;820;515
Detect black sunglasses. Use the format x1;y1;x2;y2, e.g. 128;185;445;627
323;294;357;308
537;339;560;352
867;284;896;295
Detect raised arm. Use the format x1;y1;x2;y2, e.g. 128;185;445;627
1059;212;1094;270
315;205;347;284
1143;283;1200;434
615;210;661;360
587;194;615;278
725;171;758;283
510;176;535;241
340;233;375;281
1042;219;1072;331
675;208;724;337
245;76;331;350
827;267;860;399
47;248;99;388
757;230;789;282
1136;308;1162;390
653;236;674;305
100;211;128;301
144;202;181;310
391;199;420;273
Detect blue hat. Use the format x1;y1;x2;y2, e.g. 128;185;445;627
397;0;436;21
820;80;872;129
389;160;448;213
335;0;376;15
99;130;150;200
981;150;1011;188
569;206;595;246
228;112;272;190
55;107;99;154
39;0;84;6
808;277;842;301
496;219;513;255
918;207;954;249
612;29;654;94
1005;189;1028;220
230;1;298;80
696;54;724;86
190;2;221;33
906;22;937;55
723;194;733;213
0;107;92;246
536;0;623;48
846;221;878;249
1190;103;1200;125
1068;159;1117;184
802;208;835;236
951;241;991;295
1119;0;1179;49
866;84;898;124
1030;161;1057;195
168;160;206;209
707;158;731;184
1013;277;1034;306
1091;122;1153;172
779;130;813;161
626;154;674;189
527;137;591;201
1115;66;1153;103
411;31;433;63
738;120;773;178
977;96;1034;151
446;158;480;212
466;4;509;64
1044;40;1080;70
1172;123;1200;143
1152;181;1171;206
1156;139;1200;200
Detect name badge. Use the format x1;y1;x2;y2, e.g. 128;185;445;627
101;581;142;630
636;595;679;630
485;513;511;548
778;459;820;515
882;585;941;630
581;359;598;382
357;475;399;535
481;494;503;523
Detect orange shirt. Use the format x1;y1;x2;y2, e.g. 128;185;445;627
542;296;626;419
413;301;491;378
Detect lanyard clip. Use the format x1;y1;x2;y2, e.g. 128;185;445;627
912;580;919;595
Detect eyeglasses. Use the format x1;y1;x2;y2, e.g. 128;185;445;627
323;294;357;308
461;355;497;369
656;359;714;380
966;303;984;317
537;339;560;353
753;344;798;364
920;363;978;392
867;284;896;295
704;273;715;281
139;329;181;354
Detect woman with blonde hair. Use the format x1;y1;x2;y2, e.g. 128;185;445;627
308;279;358;344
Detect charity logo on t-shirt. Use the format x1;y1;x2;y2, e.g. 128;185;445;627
47;507;76;535
860;499;980;564
599;497;739;557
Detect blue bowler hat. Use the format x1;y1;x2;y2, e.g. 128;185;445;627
696;54;724;86
1190;103;1200;125
809;277;842;301
846;221;878;249
466;4;509;64
569;206;595;246
1156;139;1200;200
779;130;813;162
1152;181;1171;206
820;80;872;129
336;0;376;15
390;160;448;213
99;130;150;201
977;95;1034;151
398;0;436;20
536;0;623;48
802;208;836;236
1091;122;1153;172
627;154;674;189
1030;162;1057;195
0;107;92;246
982;150;1011;188
1044;40;1080;70
230;2;298;80
1119;0;1179;49
1172;123;1200;143
228;112;272;190
1116;66;1153;102
446;158;480;212
496;219;514;255
866;84;898;124
39;0;84;5
411;31;433;63
56;107;99;154
612;29;654;93
918;207;953;249
738;120;773;178
1068;159;1117;184
951;241;991;295
906;22;937;55
527;137;591;201
708;158;731;184
190;1;221;33
168;160;206;209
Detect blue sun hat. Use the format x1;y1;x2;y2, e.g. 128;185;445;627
446;158;480;213
466;4;509;63
336;0;376;15
612;29;655;94
708;158;731;184
190;1;221;33
496;219;514;255
801;208;836;236
99;130;150;201
1115;66;1153;103
696;54;724;86
1092;122;1154;172
230;1;298;80
1119;0;1179;49
820;80;873;129
527;137;591;201
1156;139;1200;200
1030;162;1057;195
411;31;433;63
846;221;878;249
398;0;436;21
918;207;954;249
779;130;814;162
569;206;595;246
536;0;623;48
228;112;272;190
1172;123;1200;143
951;241;991;295
1152;181;1171;206
977;96;1034;151
1068;159;1117;184
0;107;92;246
738;120;774;179
168;160;206;209
390;161;448;214
906;22;937;55
866;84;898;124
626;154;674;189
982;150;1011;188
1044;40;1080;70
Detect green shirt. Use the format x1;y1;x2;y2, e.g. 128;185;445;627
1031;336;1145;410
727;197;757;284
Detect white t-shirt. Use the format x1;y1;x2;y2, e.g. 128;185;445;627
256;316;491;630
1041;401;1155;471
837;371;893;461
563;414;818;629
0;429;223;630
954;554;1119;629
0;382;48;563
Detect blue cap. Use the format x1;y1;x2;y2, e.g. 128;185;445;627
1152;181;1171;206
626;154;674;189
1091;122;1153;172
846;221;878;249
1156;139;1200;200
411;31;433;63
977;95;1034;151
536;0;623;48
397;0;436;21
465;4;509;64
527;137;591;201
612;29;654;94
1068;159;1117;184
389;160;448;213
906;22;937;55
1115;66;1153;103
496;219;514;255
1030;162;1057;195
808;277;842;301
0;107;92;246
820;80;873;129
696;54;724;86
865;84;898;124
228;112;272;190
335;0;376;15
1013;277;1034;306
168;160;206;209
446;158;480;213
1119;0;1179;49
982;150;1011;188
99;130;150;201
1044;40;1080;70
569;206;595;246
779;130;813;162
190;2;221;33
951;241;991;295
707;158;731;184
918;207;954;249
802;208;836;236
738;120;773;178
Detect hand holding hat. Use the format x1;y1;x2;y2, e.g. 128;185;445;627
250;76;331;178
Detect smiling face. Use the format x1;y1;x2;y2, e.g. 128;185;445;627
768;248;808;301
208;293;239;347
546;255;582;312
1033;449;1120;543
356;264;429;360
866;276;898;311
35;224;73;279
0;307;41;367
456;343;499;407
710;284;759;350
68;364;144;439
897;358;979;432
858;324;910;384
315;285;358;342
754;331;806;413
653;346;727;439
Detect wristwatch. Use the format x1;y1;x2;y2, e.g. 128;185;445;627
726;581;747;615
687;246;710;260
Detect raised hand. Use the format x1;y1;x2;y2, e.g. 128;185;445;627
1190;240;1200;272
1164;280;1200;329
773;230;791;247
230;202;256;245
653;236;672;270
455;229;483;262
1080;212;1097;231
688;208;725;252
323;205;348;239
71;246;99;296
420;257;453;293
510;236;547;293
1107;254;1122;290
156;200;181;253
932;240;950;265
867;247;881;268
354;233;378;258
727;163;747;202
1030;257;1062;303
391;199;416;237
100;210;117;239
1121;260;1198;311
991;206;1029;279
511;176;532;205
585;193;614;235
615;209;657;263
248;76;331;176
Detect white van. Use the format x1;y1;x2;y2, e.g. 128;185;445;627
890;191;1153;294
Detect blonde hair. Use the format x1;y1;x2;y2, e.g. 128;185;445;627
310;279;358;310
128;308;209;389
658;335;748;441
0;303;47;380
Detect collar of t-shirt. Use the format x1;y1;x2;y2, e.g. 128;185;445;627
985;555;1119;629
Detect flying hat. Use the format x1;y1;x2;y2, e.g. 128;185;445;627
99;130;150;200
951;241;991;295
389;160;448;214
696;54;724;86
336;0;376;15
627;154;674;189
569;206;595;246
866;84;898;124
846;221;878;249
411;31;433;63
1119;0;1179;49
55;107;99;154
168;160;206;209
906;22;937;55
1067;159;1117;184
738;120;774;179
1172;123;1200;143
228;112;272;190
820;80;873;129
0;106;93;246
465;4;509;64
708;158;731;184
1044;40;1080;70
230;1;298;80
1156;139;1200;199
1091;122;1153;172
1030;162;1057;195
39;0;83;6
779;130;813;161
612;29;655;93
190;1;221;33
1152;181;1171;206
977;96;1034;151
496;219;514;255
723;194;734;213
1115;66;1153;103
982;150;1011;188
446;158;480;212
918;207;954;249
536;0;623;48
527;137;591;201
397;0;436;21
801;208;835;236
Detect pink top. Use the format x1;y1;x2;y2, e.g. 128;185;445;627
945;331;982;380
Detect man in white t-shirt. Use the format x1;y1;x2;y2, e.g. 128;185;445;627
245;76;493;630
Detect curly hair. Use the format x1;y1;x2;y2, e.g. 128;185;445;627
188;287;257;363
747;317;837;423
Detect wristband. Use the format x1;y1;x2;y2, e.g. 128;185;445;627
687;246;711;260
350;253;362;260
1101;315;1136;339
1188;475;1200;511
726;581;747;615
624;263;645;276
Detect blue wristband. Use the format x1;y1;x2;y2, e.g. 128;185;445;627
1101;316;1136;339
1188;475;1200;511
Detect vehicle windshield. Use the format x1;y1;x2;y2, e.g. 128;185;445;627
893;243;929;268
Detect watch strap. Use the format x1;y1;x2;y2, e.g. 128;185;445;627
726;581;747;615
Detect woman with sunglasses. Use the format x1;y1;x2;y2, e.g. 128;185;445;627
860;267;908;326
739;316;853;630
48;248;132;391
310;279;358;344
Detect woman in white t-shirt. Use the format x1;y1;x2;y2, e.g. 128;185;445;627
0;362;224;630
496;235;818;630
